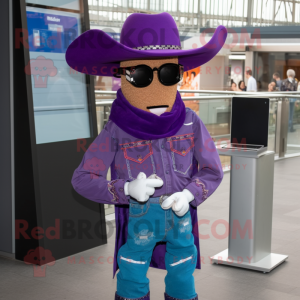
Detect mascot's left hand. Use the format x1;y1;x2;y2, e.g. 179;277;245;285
161;189;194;217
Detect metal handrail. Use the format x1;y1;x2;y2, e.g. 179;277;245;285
95;95;298;106
95;89;300;99
178;90;300;96
95;91;117;95
95;96;235;106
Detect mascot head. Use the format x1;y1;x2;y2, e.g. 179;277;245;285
66;12;227;115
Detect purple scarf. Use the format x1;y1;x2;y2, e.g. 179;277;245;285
109;89;186;140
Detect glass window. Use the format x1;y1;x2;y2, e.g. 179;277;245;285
254;52;300;91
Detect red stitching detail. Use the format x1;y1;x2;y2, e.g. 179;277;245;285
193;179;208;201
168;137;195;157
108;179;120;202
122;144;153;164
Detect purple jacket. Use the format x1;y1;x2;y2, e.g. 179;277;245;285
72;108;223;276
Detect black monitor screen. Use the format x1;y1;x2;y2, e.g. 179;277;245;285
231;97;269;147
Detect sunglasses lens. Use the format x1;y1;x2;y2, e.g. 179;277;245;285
131;66;153;87
159;64;181;85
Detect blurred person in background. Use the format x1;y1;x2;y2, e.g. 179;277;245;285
231;81;238;91
245;69;257;92
281;69;298;132
257;81;262;91
238;80;246;91
268;81;276;92
273;72;282;90
179;72;199;112
190;71;199;90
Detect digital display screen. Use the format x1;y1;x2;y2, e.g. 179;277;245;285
26;4;91;144
27;10;79;53
231;98;270;147
26;0;80;10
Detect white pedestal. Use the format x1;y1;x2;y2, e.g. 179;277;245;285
211;249;288;273
211;150;288;273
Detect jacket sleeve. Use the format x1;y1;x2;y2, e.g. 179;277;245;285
71;126;129;205
184;112;223;207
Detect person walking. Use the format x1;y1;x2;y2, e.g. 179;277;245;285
245;69;257;92
281;69;298;132
273;72;282;90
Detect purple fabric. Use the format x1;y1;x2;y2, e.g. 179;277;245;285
71;107;224;278
109;89;186;140
164;293;198;300
115;292;150;300
65;12;227;76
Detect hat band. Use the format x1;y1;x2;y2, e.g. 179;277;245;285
132;45;182;50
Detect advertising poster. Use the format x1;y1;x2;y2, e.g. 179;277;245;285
178;67;201;113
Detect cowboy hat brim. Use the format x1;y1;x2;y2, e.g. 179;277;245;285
66;25;227;76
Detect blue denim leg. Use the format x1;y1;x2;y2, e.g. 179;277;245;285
164;210;198;300
117;198;198;300
117;198;165;299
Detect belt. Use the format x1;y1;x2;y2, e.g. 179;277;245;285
158;194;172;206
131;194;172;206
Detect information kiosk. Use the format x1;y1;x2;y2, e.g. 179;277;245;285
211;97;288;272
13;0;106;263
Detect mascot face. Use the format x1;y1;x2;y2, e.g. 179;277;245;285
120;57;178;115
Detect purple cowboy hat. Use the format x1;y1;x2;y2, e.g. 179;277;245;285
66;12;227;77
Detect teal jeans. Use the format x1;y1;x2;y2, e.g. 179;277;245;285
116;197;198;300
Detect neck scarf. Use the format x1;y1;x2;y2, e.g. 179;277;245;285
109;89;186;140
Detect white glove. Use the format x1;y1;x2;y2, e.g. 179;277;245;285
161;189;194;217
124;172;164;203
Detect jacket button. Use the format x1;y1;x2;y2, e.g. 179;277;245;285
119;188;124;192
196;192;199;196
161;144;164;149
166;171;169;174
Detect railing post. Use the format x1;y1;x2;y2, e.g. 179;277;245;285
275;98;289;157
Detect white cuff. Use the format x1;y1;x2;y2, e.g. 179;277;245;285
183;189;194;203
124;182;129;196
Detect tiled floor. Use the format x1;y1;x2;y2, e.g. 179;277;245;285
1;156;300;300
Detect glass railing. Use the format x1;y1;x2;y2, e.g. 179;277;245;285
95;90;300;215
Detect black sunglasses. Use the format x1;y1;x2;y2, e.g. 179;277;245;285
113;63;184;88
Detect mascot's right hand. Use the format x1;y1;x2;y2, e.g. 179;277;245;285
124;172;164;202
